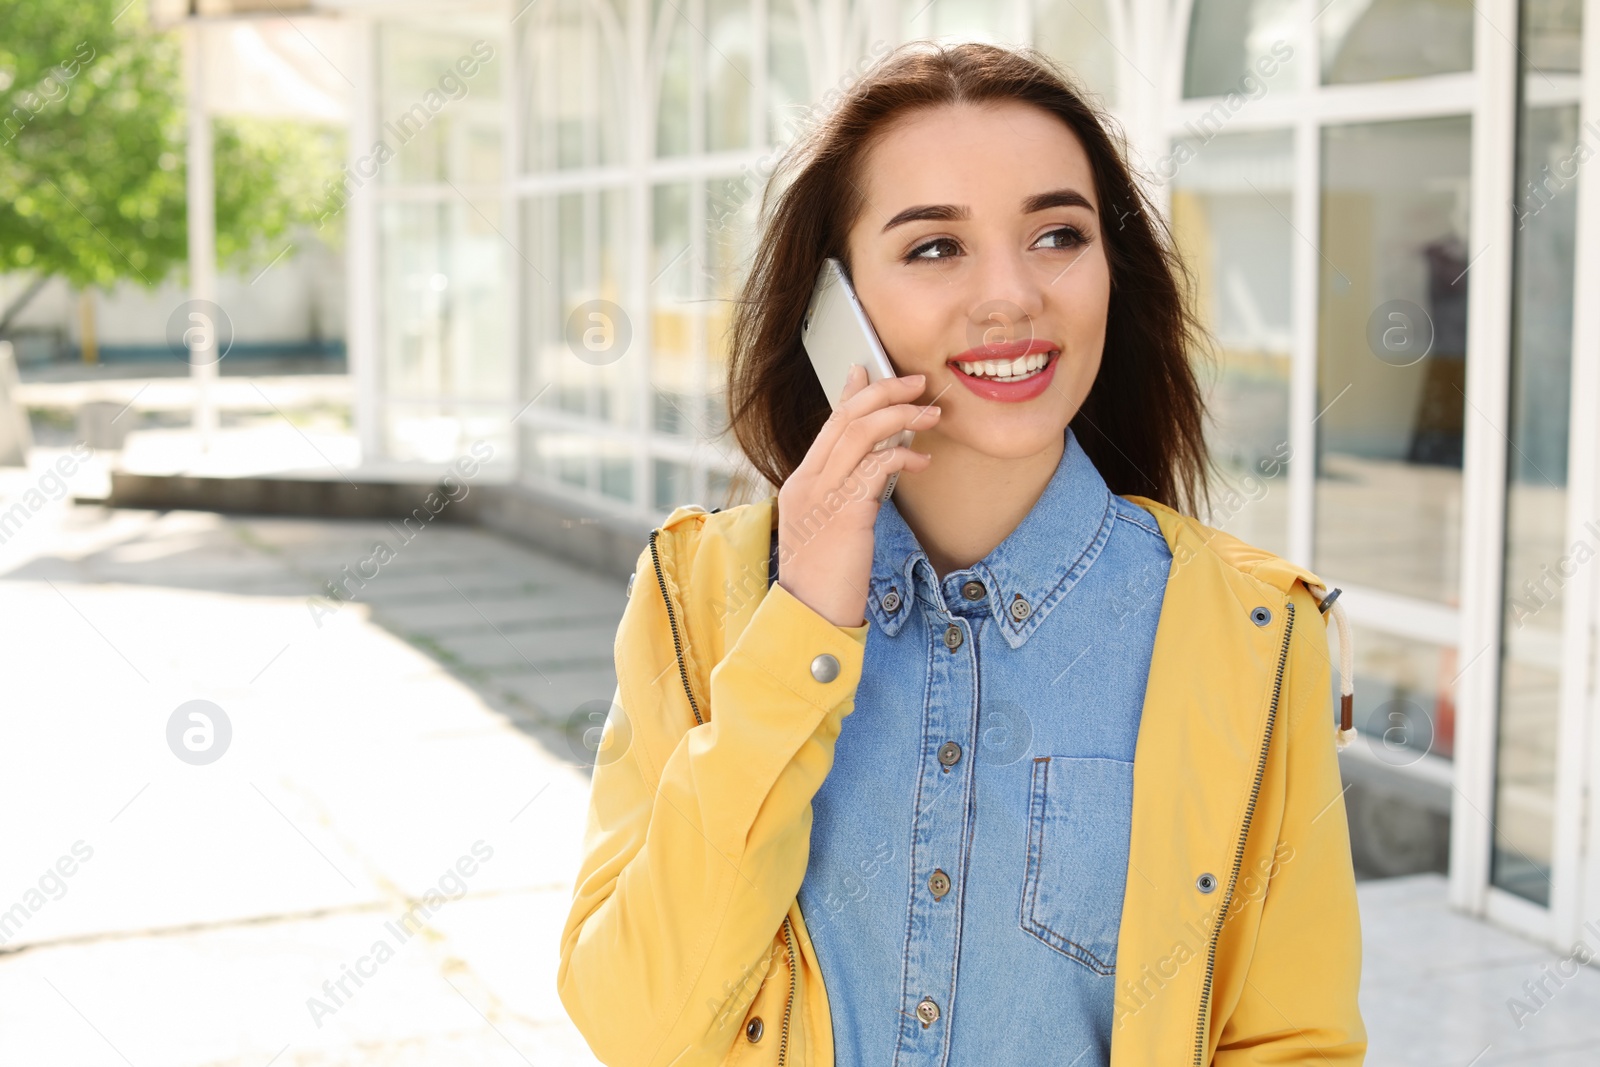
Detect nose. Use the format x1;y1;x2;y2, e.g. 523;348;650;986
966;247;1045;349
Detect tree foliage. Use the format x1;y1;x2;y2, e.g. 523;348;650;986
0;0;343;292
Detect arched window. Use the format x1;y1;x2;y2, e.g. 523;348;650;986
1318;0;1474;84
522;0;628;171
1182;0;1300;99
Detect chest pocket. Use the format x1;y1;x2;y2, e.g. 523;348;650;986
1019;755;1134;976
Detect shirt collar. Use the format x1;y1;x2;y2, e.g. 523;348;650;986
865;428;1118;649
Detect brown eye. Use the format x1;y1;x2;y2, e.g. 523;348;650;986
1036;226;1087;250
906;237;960;261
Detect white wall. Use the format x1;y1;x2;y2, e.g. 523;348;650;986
0;228;345;358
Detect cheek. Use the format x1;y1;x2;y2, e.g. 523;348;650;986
1050;255;1112;348
863;275;956;374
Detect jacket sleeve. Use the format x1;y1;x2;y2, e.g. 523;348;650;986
1214;585;1367;1064
557;536;870;1067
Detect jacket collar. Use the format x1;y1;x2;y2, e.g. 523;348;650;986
864;428;1117;649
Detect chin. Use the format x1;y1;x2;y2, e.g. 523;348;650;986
948;422;1072;462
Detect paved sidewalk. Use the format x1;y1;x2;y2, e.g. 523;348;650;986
1;447;1597;1064
0;454;612;1065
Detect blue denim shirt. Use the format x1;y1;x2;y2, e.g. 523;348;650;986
795;429;1172;1066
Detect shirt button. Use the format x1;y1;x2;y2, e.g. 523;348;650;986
960;579;985;601
1009;595;1032;621
745;1016;764;1042
938;741;962;769
810;653;840;683
943;623;963;650
880;588;901;612
928;869;951;899
916;997;940;1027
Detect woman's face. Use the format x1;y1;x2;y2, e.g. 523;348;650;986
844;100;1111;461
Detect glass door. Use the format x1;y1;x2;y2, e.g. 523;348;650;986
1491;0;1584;910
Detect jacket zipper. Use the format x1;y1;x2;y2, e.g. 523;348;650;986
1192;600;1295;1066
649;527;800;1061
648;529;703;726
778;915;797;1066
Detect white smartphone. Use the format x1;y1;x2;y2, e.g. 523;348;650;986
800;258;914;502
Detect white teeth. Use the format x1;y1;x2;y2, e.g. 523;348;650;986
954;352;1051;381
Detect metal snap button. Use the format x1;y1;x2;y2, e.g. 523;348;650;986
960;579;985;601
937;741;962;769
1250;606;1272;627
626;571;636;597
928;869;951;899
943;623;963;650
1196;872;1217;893
916;997;940;1027
881;588;901;612
810;653;840;683
745;1016;764;1042
1008;595;1032;621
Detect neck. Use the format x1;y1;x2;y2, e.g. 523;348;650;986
889;430;1066;581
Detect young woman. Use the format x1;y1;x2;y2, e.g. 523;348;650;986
558;42;1365;1067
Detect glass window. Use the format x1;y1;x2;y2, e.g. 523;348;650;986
1033;0;1119;107
385;402;513;467
654;457;692;511
377;22;504;185
526;427;584;488
652;182;700;438
1523;0;1583;71
1182;0;1301;99
379;198;509;405
526;427;633;503
521;188;634;431
706;0;754;152
1318;0;1474;84
1315;116;1471;605
1348;625;1458;764
655;0;693;157
704;176;757;443
1337;623;1455;877
1491;0;1582;907
767;0;811;145
519;0;626;172
600;443;634;502
904;0;1015;42
1169;129;1294;558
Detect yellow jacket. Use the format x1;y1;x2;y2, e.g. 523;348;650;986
558;494;1366;1066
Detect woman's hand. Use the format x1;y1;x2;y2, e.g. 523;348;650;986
776;364;939;627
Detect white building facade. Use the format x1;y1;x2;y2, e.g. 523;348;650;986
328;0;1600;955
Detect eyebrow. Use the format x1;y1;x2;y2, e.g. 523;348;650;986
1022;188;1095;214
881;203;970;232
880;188;1096;232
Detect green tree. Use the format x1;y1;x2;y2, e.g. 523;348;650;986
0;0;343;331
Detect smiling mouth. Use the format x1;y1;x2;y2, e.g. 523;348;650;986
948;347;1059;383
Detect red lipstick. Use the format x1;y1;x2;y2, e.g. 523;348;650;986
946;339;1060;403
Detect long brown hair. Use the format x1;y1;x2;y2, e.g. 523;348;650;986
724;41;1211;515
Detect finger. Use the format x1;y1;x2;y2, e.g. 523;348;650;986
803;372;927;472
836;362;868;405
836;444;932;504
818;403;941;487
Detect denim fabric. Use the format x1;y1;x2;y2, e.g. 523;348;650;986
796;429;1172;1066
